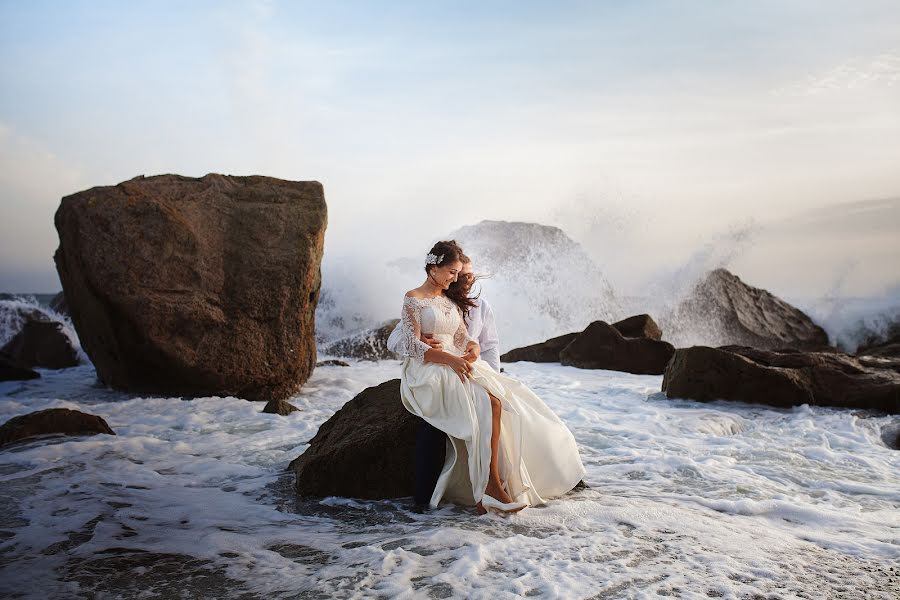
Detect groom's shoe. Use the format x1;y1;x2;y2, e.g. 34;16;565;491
480;494;527;514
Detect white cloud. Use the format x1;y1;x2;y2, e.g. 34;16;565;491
773;51;900;96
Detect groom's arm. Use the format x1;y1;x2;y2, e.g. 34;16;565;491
478;299;501;372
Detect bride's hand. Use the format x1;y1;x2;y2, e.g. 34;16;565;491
447;355;473;383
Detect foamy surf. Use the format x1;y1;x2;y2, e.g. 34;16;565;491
0;359;898;599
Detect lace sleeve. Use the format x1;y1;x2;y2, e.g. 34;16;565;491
397;297;432;361
453;306;477;353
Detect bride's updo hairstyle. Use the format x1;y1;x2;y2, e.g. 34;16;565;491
424;240;464;274
426;240;478;318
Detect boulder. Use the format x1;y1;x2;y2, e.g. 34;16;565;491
665;268;830;350
500;332;578;363
262;399;300;416
559;321;675;375
449;220;621;349
663;345;900;413
880;423;900;450
0;300;45;347
53;174;327;401
0;350;40;381
612;314;662;341
856;318;900;359
1;317;80;369
49;291;69;316
0;408;115;447
501;314;665;364
289;379;421;499
316;359;349;367
322;319;399;361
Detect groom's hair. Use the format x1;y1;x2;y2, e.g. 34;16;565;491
447;253;488;324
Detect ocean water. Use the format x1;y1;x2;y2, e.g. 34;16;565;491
1;356;898;599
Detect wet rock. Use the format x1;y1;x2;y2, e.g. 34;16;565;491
560;321;675;375
612;314;662;341
449;220;622;331
880;423;900;450
262;399;300;416
0;300;45;345
322;319;399;361
49;291;69;316
500;332;578;363
1;317;79;369
663;345;900;413
856;319;900;359
665;268;830;351
290;379;419;499
0;350;40;381
316;359;349;367
501;314;665;364
0;408;115;447
53;173;327;401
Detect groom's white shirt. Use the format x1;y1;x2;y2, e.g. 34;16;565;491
387;296;501;372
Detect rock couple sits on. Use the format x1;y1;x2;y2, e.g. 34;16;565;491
389;240;585;515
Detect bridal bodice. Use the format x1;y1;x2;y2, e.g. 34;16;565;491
396;295;476;361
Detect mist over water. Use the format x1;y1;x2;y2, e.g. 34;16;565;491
315;209;900;351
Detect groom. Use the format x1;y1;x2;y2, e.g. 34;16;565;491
387;256;502;506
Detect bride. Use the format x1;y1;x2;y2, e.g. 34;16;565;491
396;240;586;514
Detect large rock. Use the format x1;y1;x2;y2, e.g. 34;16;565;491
1;317;80;369
449;220;622;351
856;317;900;359
53;174;327;401
662;345;900;413
0;408;115;447
612;314;662;341
322;319;399;361
501;314;665;365
500;332;578;363
289;379;422;499
665;269;830;351
0;350;40;381
49;291;69;316
0;300;45;348
560;321;675;375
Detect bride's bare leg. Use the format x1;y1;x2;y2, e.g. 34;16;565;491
476;393;523;514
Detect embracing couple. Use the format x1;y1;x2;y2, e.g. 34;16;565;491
388;240;585;515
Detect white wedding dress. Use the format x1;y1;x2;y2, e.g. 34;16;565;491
396;294;586;508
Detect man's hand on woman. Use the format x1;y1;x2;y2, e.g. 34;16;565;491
462;342;480;364
421;333;443;351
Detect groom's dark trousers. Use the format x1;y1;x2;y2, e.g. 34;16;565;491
414;418;446;506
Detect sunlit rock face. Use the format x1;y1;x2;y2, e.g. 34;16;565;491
450;220;623;350
54;173;327;401
662;268;830;351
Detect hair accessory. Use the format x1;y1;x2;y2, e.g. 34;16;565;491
425;253;444;265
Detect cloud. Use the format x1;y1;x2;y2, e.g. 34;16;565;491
773;51;900;96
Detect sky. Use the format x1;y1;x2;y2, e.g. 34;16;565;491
1;0;899;301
